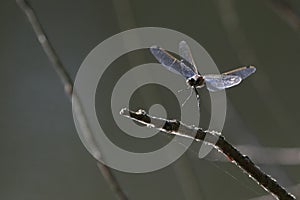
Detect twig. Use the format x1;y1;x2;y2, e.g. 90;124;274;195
207;145;300;166
234;145;300;166
16;0;128;199
250;183;300;200
120;108;296;200
16;0;73;95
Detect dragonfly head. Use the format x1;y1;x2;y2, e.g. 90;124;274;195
186;75;204;88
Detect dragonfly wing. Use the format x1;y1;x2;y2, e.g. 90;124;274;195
223;66;256;79
150;45;196;79
203;74;242;92
178;41;198;74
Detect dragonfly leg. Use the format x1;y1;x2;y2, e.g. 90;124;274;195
177;86;191;93
181;88;193;107
193;87;201;112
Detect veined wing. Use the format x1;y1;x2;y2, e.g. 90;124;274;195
223;66;256;79
150;45;196;79
178;41;198;74
203;74;242;92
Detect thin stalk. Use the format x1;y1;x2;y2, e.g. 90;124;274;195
16;0;128;199
120;108;295;200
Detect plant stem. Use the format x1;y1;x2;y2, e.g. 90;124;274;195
121;108;295;200
16;0;128;199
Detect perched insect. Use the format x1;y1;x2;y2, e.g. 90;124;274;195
150;41;256;107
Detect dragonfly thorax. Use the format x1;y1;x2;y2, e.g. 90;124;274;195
186;74;205;88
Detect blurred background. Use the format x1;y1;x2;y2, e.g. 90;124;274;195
1;0;300;199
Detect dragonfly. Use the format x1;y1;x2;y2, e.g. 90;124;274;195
150;41;256;107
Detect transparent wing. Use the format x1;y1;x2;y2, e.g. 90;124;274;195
150;45;196;79
203;74;242;92
178;41;198;74
223;66;256;79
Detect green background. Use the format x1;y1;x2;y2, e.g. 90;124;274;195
0;0;299;199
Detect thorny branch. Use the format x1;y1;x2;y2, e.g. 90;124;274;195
228;146;300;166
16;0;128;199
250;184;300;200
120;108;296;200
